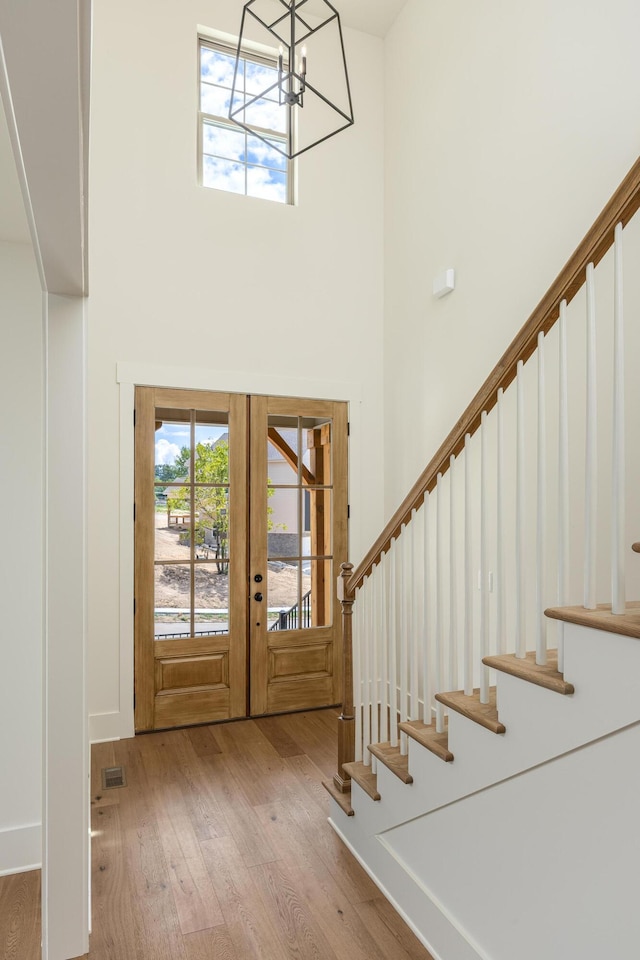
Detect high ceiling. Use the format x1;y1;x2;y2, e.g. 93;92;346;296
335;0;409;38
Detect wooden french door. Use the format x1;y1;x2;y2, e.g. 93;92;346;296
249;395;348;716
134;387;347;732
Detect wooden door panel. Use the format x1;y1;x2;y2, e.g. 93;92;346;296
269;641;332;681
135;387;248;731
250;396;348;717
249;394;269;716
266;677;335;714
226;392;249;719
155;653;229;692
154;689;230;729
134;386;158;732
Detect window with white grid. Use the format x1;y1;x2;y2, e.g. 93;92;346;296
199;39;292;204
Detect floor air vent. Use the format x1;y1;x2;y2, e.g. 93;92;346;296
101;766;127;790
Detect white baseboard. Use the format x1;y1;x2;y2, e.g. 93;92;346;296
328;809;485;960
0;823;41;876
89;710;133;744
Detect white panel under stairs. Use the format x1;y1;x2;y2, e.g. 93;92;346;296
327;612;640;960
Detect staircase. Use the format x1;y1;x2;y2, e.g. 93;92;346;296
322;157;640;960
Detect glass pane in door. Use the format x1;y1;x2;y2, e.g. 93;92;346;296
154;506;191;563
155;409;192;481
267;561;300;631
267;418;300;485
308;558;332;627
194;562;230;637
154;563;191;639
267;487;300;557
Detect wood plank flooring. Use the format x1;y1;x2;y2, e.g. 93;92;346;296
90;708;434;960
0;708;434;960
0;869;41;960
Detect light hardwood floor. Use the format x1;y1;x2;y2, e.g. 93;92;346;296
0;709;434;960
0;869;41;960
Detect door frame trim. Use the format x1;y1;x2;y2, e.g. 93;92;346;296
89;361;362;743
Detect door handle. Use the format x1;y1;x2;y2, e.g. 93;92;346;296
254;592;263;602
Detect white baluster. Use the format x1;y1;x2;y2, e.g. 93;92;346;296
449;456;458;692
379;550;389;744
435;473;445;733
612;222;626;614
399;526;408;754
370;565;379;757
353;591;363;762
480;411;489;703
584;262;597;610
536;331;547;665
558;301;569;672
496;389;506;655
410;510;420;722
389;540;398;747
423;494;432;724
464;434;473;695
362;577;371;764
394;527;407;748
516;359;526;658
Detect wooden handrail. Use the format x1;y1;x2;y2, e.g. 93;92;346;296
348;156;640;595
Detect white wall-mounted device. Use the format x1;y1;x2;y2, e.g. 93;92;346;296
433;268;456;299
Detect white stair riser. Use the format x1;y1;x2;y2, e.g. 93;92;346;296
347;622;640;839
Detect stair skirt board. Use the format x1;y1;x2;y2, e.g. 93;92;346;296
331;715;640;960
328;808;489;960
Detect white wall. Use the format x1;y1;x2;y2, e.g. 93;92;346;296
384;719;640;960
383;0;640;513
0;239;43;874
87;0;385;733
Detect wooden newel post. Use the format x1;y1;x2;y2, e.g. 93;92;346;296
334;561;356;794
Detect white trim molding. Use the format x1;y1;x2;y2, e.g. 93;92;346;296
328;812;485;960
115;360;361;404
0;824;42;877
43;293;89;960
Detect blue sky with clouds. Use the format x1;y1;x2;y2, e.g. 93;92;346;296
155;422;228;467
200;45;288;203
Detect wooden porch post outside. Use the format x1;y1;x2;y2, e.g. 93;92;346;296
334;562;355;793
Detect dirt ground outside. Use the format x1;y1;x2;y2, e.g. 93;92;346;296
154;512;310;619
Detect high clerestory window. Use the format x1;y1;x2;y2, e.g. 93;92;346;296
199;38;292;204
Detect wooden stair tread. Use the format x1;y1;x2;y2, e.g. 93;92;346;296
483;649;574;695
342;761;381;801
545;602;640;640
368;742;413;783
399;720;454;762
322;779;354;816
435;687;505;734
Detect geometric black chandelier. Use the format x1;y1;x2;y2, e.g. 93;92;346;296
229;0;354;160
